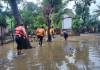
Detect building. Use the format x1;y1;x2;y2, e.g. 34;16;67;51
62;15;72;35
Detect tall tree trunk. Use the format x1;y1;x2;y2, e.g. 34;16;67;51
47;16;52;42
43;5;52;42
8;0;22;25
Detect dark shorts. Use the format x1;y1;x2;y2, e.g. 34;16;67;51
37;36;43;41
37;36;43;46
15;36;24;50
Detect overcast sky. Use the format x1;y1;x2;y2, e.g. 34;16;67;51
26;0;42;4
65;0;100;14
2;0;98;13
26;0;100;14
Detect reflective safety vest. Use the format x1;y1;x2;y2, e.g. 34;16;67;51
36;28;45;36
15;26;24;36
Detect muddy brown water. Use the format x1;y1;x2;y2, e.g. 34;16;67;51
0;36;100;70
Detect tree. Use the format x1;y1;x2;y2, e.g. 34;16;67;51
23;2;38;12
0;2;8;45
95;5;100;16
0;0;23;42
7;0;22;25
88;15;99;32
95;5;100;32
20;2;45;34
71;0;96;33
42;0;63;42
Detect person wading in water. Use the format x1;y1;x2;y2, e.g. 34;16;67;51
15;24;27;55
36;26;45;47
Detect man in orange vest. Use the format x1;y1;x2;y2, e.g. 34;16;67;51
15;24;27;55
36;26;45;46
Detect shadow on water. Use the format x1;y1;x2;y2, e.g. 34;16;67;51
0;37;100;70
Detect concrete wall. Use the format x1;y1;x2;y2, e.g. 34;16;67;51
62;15;72;30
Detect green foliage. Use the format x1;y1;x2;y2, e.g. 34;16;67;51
0;0;73;35
50;12;62;28
21;11;34;25
72;0;96;33
6;16;15;31
0;2;7;27
72;15;99;33
35;15;45;26
20;2;46;34
72;15;84;32
24;2;38;12
0;15;7;27
43;0;63;11
95;5;100;16
88;15;99;29
43;0;73;29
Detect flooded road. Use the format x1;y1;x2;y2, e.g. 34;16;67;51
0;36;100;70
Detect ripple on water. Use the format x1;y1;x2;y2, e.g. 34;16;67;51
88;47;100;70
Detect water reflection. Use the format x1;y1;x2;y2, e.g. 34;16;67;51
88;47;100;70
62;42;77;64
1;36;100;70
7;50;14;62
66;41;87;70
75;60;87;70
65;50;76;64
56;61;69;70
0;46;3;65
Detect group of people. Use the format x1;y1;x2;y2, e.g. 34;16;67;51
15;23;68;55
15;24;55;55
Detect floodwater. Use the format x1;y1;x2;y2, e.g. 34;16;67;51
0;36;100;70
